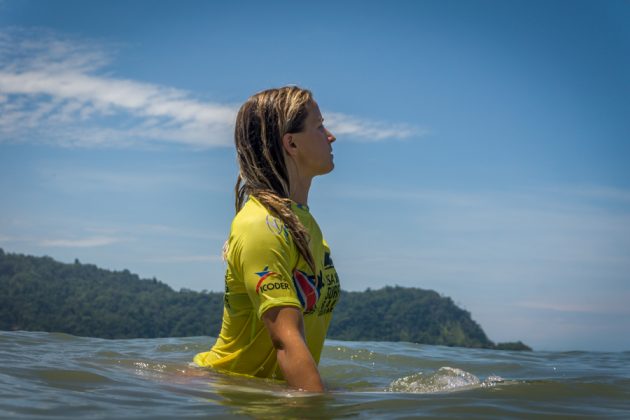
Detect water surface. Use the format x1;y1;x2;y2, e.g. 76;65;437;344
1;331;628;418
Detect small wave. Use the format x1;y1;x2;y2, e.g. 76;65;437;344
386;367;504;393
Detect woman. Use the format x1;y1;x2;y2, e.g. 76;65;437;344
194;86;341;392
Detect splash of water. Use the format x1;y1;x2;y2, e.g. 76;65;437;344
386;367;503;393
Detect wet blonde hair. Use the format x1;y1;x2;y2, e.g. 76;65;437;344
233;86;316;272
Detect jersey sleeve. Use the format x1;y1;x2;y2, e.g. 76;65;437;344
235;215;302;319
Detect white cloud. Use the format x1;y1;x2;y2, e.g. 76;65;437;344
142;254;223;263
38;236;125;248
0;234;15;243
2;219;225;250
0;28;419;148
324;183;630;293
326;112;426;142
0;28;236;148
36;165;225;193
541;185;630;204
131;224;225;241
516;300;630;316
83;223;225;241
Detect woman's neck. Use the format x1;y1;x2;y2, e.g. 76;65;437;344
289;174;312;206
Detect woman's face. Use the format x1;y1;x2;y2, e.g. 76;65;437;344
289;101;336;178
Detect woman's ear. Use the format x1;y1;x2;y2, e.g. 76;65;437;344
282;133;298;157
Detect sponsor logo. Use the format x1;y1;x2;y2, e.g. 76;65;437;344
223;272;231;310
255;266;277;294
266;215;289;241
259;282;290;292
324;252;334;269
317;270;341;316
293;269;322;313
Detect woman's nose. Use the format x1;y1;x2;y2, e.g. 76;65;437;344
326;129;336;143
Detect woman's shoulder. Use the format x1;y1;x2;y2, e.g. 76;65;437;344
233;196;275;227
231;197;291;245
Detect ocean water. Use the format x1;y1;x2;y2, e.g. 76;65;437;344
0;331;628;419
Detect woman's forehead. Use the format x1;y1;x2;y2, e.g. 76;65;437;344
307;101;323;121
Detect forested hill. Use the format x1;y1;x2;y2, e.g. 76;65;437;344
0;249;530;350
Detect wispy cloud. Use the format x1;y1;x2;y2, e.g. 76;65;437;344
516;300;630;316
324;183;630;292
325;112;425;142
36;164;228;194
142;254;223;263
115;224;225;241
1;219;226;255
38;236;125;248
0;234;17;244
0;27;419;148
0;28;235;148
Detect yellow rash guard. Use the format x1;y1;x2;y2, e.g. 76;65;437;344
193;196;341;379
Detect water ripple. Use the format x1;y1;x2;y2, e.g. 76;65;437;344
1;331;629;418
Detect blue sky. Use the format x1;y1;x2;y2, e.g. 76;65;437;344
1;0;629;351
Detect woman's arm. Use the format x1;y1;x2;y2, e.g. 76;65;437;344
262;306;325;392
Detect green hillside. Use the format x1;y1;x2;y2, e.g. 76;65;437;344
330;287;492;347
0;248;530;350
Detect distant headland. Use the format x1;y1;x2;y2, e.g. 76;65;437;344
0;248;531;351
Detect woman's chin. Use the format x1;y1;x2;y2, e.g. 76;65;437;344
316;164;334;177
